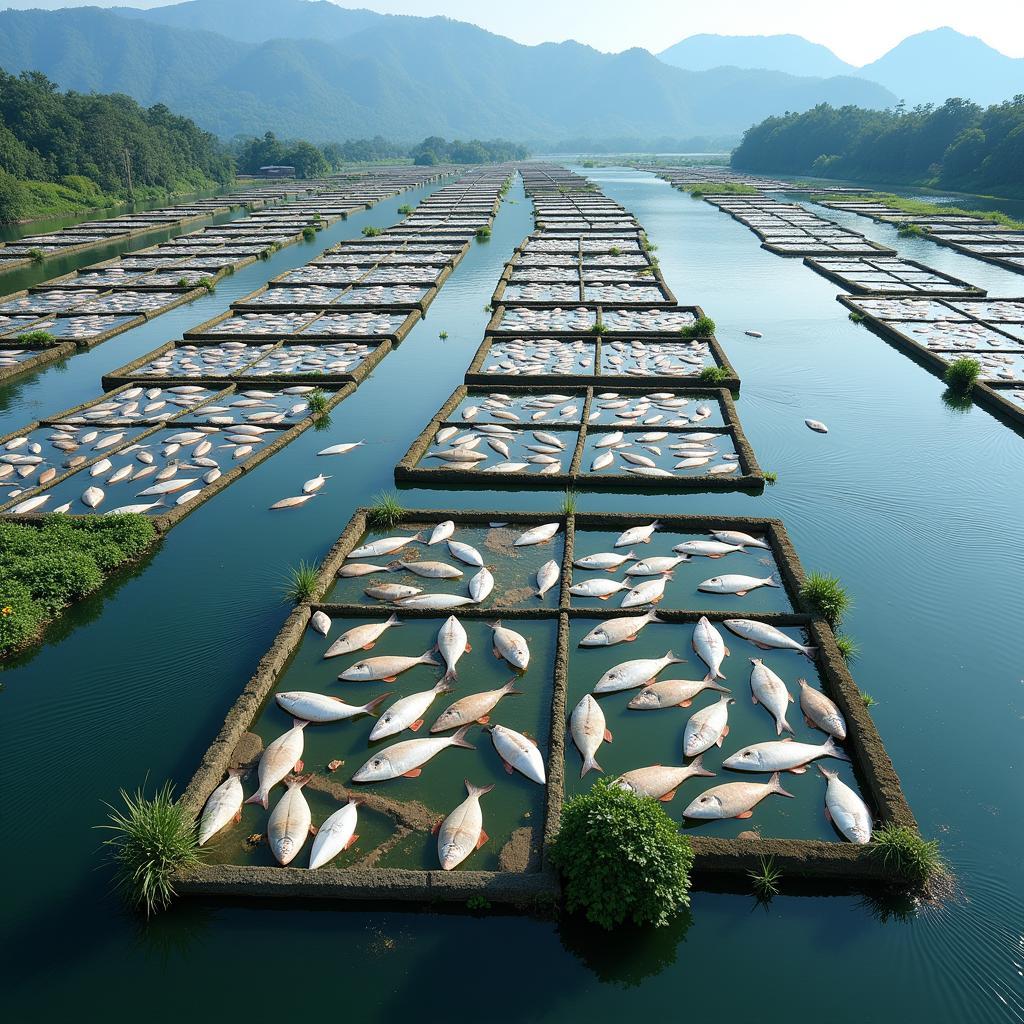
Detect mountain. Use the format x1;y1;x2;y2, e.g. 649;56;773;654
856;28;1024;106
659;27;1024;107
659;34;853;79
0;1;897;142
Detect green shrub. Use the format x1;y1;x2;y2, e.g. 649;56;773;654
897;223;925;238
69;514;156;561
0;579;45;653
608;246;621;256
861;691;877;708
398;204;414;215
944;357;980;393
698;366;729;384
98;780;201;917
549;779;694;930
361;226;382;237
306;388;329;415
9;550;103;614
871;824;944;889
592;322;607;335
681;315;716;339
176;276;190;289
475;225;492;240
799;571;850;629
28;248;45;263
848;311;864;323
302;225;316;242
13;330;56;350
197;277;215;294
763;470;778;485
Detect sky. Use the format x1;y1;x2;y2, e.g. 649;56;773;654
3;0;1023;64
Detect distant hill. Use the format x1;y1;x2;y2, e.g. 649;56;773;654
659;27;1024;107
0;0;896;143
659;34;853;79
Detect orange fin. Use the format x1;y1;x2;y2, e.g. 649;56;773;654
344;833;360;850
737;810;754;819
431;819;442;835
736;590;748;597
502;759;514;775
476;830;489;850
678;699;692;708
383;675;398;682
233;810;242;823
309;824;318;836
604;728;613;742
789;766;807;774
403;768;422;778
724;645;731;656
465;642;472;652
659;789;677;802
293;760;304;772
752;695;759;704
362;642;375;651
478;715;490;725
626;634;638;642
409;720;423;732
754;640;771;649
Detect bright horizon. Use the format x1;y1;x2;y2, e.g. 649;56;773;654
3;0;1023;65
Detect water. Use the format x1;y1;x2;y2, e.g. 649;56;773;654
2;169;1023;1022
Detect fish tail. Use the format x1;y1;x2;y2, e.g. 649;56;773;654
780;716;794;735
665;649;684;664
384;560;402;573
709;682;730;693
503;677;523;694
435;678;455;693
466;779;495;798
386;613;402;627
450;726;476;750
800;645;818;659
817;763;837;779
767;575;781;588
420;650;441;665
244;790;268;809
769;772;796;799
580;755;601;778
288;773;312;789
362;693;391;715
825;736;851;762
690;754;716;778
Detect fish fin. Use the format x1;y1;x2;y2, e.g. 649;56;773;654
465;642;472;652
752;694;759;705
493;646;502;659
782;737;793;741
450;726;475;750
659;790;677;802
477;715;490;725
344;834;359;850
581;756;601;777
361;642;376;651
598;594;610;600
605;567;616;573
788;692;795;703
387;614;402;626
244;792;267;809
476;830;489;850
754;640;772;649
409;720;423;732
625;634;638;642
769;773;796;799
363;693;391;715
233;810;242;823
420;651;440;666
403;768;422;778
824;807;833;824
737;810;754;819
293;760;304;772
691;754;716;778
309;824;318;836
724;645;731;656
826;737;852;762
804;715;816;728
801;646;818;659
466;780;495;798
443;669;458;684
678;699;692;708
383;675;398;683
708;553;724;559
789;766;807;774
502;759;514;775
604;728;613;742
431;818;442;835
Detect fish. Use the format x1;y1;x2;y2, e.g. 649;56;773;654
10;495;50;514
351;725;475;782
580;609;662;646
397;593;477;610
447;539;484;566
595;431;624;448
317;441;365;456
571;694;611;776
627;678;730;709
267;775;312;865
683;695;734;756
569;578;630;600
89;458;113;478
490;724;545;784
391;560;463;579
106;465;133;485
722;735;851;773
591;451;615;471
614;521;659;547
302;474;330;494
750;658;795;735
81;486;105;509
710;530;770;550
349;534;421;558
427;448;488;463
805;419;828;434
430;678;520;732
620;576;670;608
626;556;688;576
275;691;389;723
310;610;331;636
437;780;493;870
246;720;307;809
693;616;729;680
489;621;530;669
369;681;453;740
612;756;716;801
437;615;470;680
136;477;197;496
536;559;560;597
574;550;636;571
594;651;684;694
435;427;458;444
427;520;455;545
337;563;391;578
270;494;316;510
819;765;872;843
673;540;744;558
323;614;399;655
515;522;560;546
104;501;163;515
699;572;781;596
309;798;360;869
683;772;794;820
365;584;421;601
197;769;244;845
339;649;439;682
469;567;494;602
798;680;847;739
722;619;817;659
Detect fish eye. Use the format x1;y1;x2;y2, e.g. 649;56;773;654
372;759;382;768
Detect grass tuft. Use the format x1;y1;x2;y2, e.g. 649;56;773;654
748;855;782;899
799;572;851;629
361;226;382;237
681;315;716;339
438;330;449;340
944;357;980;394
306;388;329;415
398;204;414;215
848;311;865;323
13;329;56;350
28;247;45;263
475;225;492;240
302;225;317;242
836;633;860;662
97;780;200;917
897;223;926;238
592;322;608;334
367;490;406;530
860;690;877;708
871;824;945;889
763;470;778;485
281;560;320;603
698;366;729;384
560;489;578;515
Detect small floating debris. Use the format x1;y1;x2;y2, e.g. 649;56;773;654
744;330;763;338
805;419;829;434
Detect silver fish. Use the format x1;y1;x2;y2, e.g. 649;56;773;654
683;772;794;819
267;775;312;865
571;694;610;776
352;725;475;782
673;540;744;558
469;567;494;602
437;614;470;680
574;549;636;571
430;678;520;732
437;780;493;870
536;559;560;597
569;578;630;600
490;724;545;784
722;619;817;659
339;649;439;682
594;651;684;694
612;756;715;801
391;560;463;579
349;533;422;558
710;530;770;551
515;522;559;546
693;616;728;680
365;583;421;601
820;765;871;843
722;735;851;772
310;610;331;636
397;593;477;610
275;691;389;723
750;658;794;735
447;539;484;566
427;520;455;545
309;799;360;869
369;681;453;740
799;679;847;739
614;521;660;547
246;720;307;809
698;574;780;596
580;609;662;646
197;769;244;846
627;678;730;709
683;694;734;756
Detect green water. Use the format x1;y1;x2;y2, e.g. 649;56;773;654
2;168;1023;1022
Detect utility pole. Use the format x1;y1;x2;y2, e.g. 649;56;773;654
122;148;134;204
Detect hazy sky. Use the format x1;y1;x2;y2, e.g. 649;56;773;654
4;0;1023;64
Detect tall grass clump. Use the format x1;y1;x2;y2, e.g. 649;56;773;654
398;204;414;215
367;490;406;530
97;780;201;917
560;489;578;516
944;357;980;394
799;572;850;629
681;315;716;339
361;226;382;237
748;855;782;899
897;223;925;238
475;225;492;240
282;560;320;603
306;388;329;415
871;824;945;889
14;330;56;349
302;225;317;242
549;780;693;929
835;633;860;662
698;366;729;384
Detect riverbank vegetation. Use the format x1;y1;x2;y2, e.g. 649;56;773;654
733;97;1024;199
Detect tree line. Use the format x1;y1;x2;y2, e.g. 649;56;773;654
731;97;1024;196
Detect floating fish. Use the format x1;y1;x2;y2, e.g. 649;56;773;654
369;681;453;741
81;485;104;509
310;610;331;636
309;798;360;869
397;593;477;610
437;780;493;870
711;530;770;550
698;574;780;596
574;550;636;571
391;560;463;579
337;563;391;578
318;441;365;456
267;775;312;865
614;521;660;547
626;555;688;576
447;539;484;566
571;694;611;777
515;522;559;546
799;679;847;739
569;578;630;600
468;567;494;602
750;658;794;735
136;477;197;496
489;621;530;669
673;540;744;558
349;534;421;558
693;616;728;680
490;724;545;784
197;769;244;846
683;694;734;756
580;609;662;646
722;619;817;659
339;649;439;682
275;691;389;723
430;678;520;732
302;474;330;494
627;677;729;709
270;494;316;510
427;520;455;545
805;419;828;434
352;726;475;782
10;494;50;514
620;576;670;608
594;651;684;694
820;765;872;843
536;559;560;597
365;583;421;601
246;720;307;809
437;615;470;680
722;735;851;773
683;772;794;820
612;756;715;801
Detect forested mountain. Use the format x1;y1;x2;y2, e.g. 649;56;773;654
0;1;896;142
731;98;1024;196
659;34;853;79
